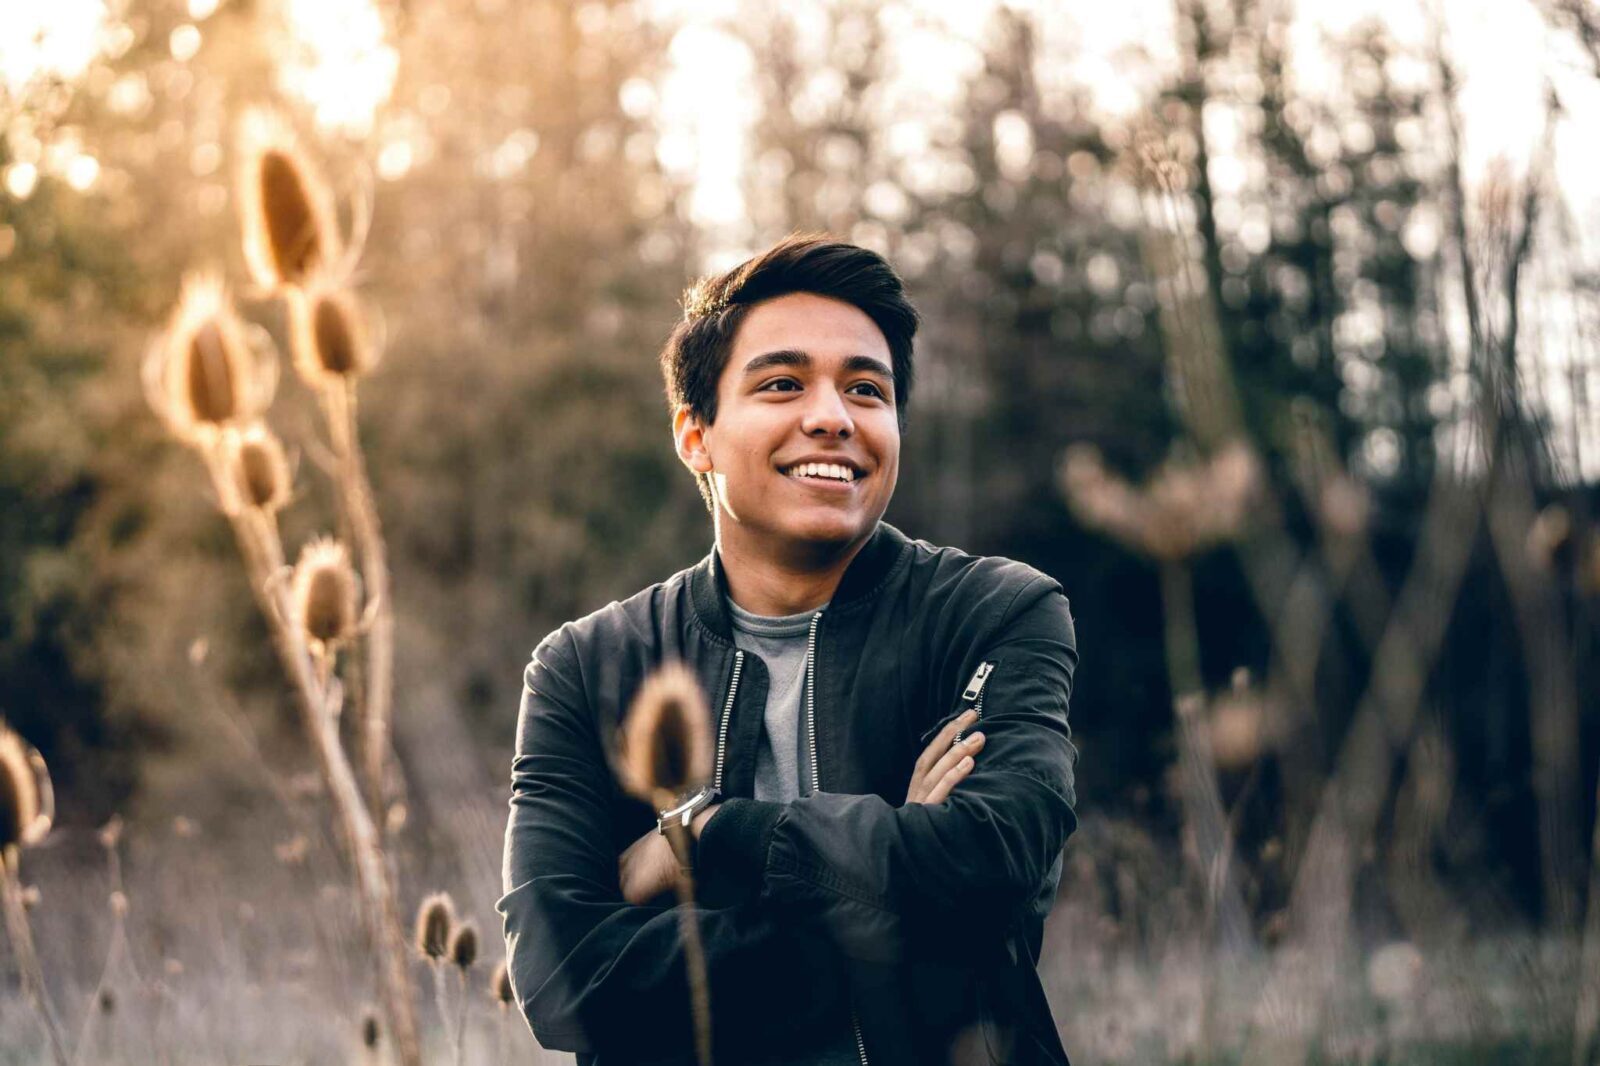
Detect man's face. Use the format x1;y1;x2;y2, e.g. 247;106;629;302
676;291;901;556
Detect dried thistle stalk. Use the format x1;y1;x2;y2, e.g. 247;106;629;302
291;537;362;659
223;423;292;515
289;281;380;390
142;108;421;1066
0;725;51;852
618;663;715;1065
449;921;478;1066
142;275;276;446
238;111;340;291
0;723;66;1066
279;270;397;836
617;661;713;808
415;892;455;961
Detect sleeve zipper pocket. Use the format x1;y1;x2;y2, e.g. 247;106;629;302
917;660;996;746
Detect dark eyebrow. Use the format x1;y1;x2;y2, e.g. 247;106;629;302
741;349;894;381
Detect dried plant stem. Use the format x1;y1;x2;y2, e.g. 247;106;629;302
430;962;452;1048
1484;459;1583;930
665;824;713;1066
1239;476;1480;1066
1574;755;1600;1066
0;846;69;1066
1158;562;1203;699
1141;169;1335;835
69;842;135;1066
453;969;470;1066
200;446;421;1066
67;913;127;1066
1160;562;1254;1060
325;385;397;828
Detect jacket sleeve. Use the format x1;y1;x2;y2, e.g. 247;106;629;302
497;628;852;1058
695;579;1078;963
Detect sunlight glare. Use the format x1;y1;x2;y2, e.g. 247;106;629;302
275;0;398;137
657;23;757;231
0;0;107;97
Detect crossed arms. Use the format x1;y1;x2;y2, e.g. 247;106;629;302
497;585;1077;1057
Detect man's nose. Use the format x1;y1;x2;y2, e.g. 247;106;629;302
801;385;853;438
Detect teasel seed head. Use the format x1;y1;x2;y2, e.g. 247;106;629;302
617;661;713;808
144;274;276;445
449;921;478;970
1208;667;1267;771
223;423;292;514
238;110;339;291
1119;114;1188;194
359;1009;380;1049
290;537;361;653
1319;473;1372;540
414;891;455;960
287;277;379;390
1060;441;1259;560
491;959;513;1007
0;721;54;854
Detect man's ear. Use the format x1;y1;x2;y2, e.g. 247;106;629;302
672;406;714;474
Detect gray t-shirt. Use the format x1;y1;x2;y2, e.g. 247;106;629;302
726;598;861;1066
727;598;817;802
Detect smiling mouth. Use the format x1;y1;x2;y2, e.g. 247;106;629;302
779;461;863;486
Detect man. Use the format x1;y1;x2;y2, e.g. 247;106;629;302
499;234;1079;1065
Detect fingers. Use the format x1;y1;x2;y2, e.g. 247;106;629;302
921;749;976;805
914;709;980;776
909;730;985;806
924;730;985;789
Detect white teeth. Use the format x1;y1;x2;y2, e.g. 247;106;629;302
785;462;857;482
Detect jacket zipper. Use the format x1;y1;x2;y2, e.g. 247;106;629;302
953;661;994;743
715;641;996;1064
713;651;744;791
801;610;871;1066
804;611;823;794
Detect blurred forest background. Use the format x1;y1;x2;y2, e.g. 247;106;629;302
4;0;1600;1061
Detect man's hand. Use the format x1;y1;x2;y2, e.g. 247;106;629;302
905;708;986;805
620;712;988;902
618;805;723;905
619;830;679;905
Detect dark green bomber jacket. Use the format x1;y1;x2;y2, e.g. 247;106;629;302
498;521;1079;1065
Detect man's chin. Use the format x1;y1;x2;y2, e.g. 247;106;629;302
777;512;875;554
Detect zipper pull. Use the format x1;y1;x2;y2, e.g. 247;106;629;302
962;661;994;703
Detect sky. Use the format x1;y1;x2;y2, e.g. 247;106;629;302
644;0;1599;215
3;0;1597;473
4;0;1594;224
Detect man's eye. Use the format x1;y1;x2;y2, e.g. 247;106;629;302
759;378;801;392
849;382;887;399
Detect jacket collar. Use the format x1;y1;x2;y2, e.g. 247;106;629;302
690;521;910;641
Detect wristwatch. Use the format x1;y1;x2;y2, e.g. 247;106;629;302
657;784;721;837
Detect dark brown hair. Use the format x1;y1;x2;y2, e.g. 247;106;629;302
658;234;919;505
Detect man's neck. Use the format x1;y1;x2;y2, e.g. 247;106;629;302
714;521;874;617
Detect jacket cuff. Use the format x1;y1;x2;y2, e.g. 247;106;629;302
696;798;783;907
